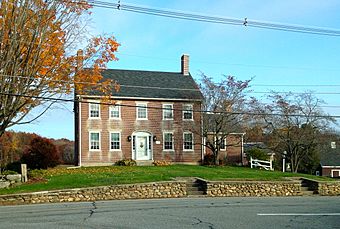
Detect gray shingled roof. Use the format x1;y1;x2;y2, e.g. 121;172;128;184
320;147;340;166
87;69;203;100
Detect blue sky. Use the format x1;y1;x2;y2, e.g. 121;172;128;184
11;0;340;139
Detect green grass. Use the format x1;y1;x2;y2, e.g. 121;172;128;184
0;165;333;195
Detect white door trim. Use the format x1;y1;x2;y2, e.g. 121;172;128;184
132;131;153;160
331;169;340;178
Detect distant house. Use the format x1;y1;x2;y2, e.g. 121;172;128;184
74;55;204;166
202;114;246;165
319;142;340;178
244;142;275;160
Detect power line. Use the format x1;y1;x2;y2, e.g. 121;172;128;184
1;91;340;119
4;74;340;96
87;0;340;37
117;52;340;72
0;74;200;92
252;84;340;87
249;91;340;95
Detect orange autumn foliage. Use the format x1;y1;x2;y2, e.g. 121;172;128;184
0;0;120;136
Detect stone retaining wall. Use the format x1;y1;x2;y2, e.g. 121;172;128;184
300;178;340;196
318;182;340;195
0;181;186;205
206;180;301;197
2;178;339;206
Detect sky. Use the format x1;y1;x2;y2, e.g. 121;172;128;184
11;0;340;140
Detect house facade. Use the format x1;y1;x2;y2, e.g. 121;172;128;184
74;55;204;166
204;133;246;165
318;142;340;178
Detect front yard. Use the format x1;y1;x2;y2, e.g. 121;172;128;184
0;165;332;195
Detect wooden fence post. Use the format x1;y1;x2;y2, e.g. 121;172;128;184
21;164;27;182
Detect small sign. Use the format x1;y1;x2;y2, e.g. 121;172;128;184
155;141;161;145
331;142;336;149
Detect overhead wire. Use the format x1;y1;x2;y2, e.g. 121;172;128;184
3;74;340;96
86;0;340;37
1;91;340;119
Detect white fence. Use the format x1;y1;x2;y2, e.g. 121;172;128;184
250;157;273;171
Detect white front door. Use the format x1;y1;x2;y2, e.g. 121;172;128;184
133;132;152;160
136;136;148;160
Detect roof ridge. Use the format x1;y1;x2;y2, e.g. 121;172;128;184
104;68;185;75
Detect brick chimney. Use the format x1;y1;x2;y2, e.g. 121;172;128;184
181;54;189;75
76;49;83;71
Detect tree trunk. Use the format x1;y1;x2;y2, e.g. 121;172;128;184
214;150;219;165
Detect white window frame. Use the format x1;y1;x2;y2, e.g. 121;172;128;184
110;131;121;151
214;136;226;151
220;137;227;151
136;102;148;120
163;132;174;151
89;102;100;119
183;132;194;151
163;104;174;120
109;104;121;120
89;131;101;151
183;104;193;120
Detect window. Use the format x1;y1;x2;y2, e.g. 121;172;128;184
109;105;120;119
136;103;147;119
183;104;193;120
163;104;173;120
110;132;121;150
163;132;174;150
89;132;100;150
220;137;226;151
183;132;193;150
89;103;100;118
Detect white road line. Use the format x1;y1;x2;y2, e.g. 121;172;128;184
258;213;340;216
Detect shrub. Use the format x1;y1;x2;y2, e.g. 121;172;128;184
21;136;60;169
29;169;46;179
153;160;171;166
1;170;18;175
115;159;137;166
203;154;215;165
5;161;22;173
246;148;269;161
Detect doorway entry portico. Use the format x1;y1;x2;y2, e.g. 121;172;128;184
132;131;153;161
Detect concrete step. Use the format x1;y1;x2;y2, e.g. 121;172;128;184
187;187;204;191
297;190;316;196
300;186;310;191
185;178;207;196
186;182;200;187
136;160;154;166
187;190;205;195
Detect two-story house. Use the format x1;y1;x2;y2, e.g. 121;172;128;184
74;55;204;166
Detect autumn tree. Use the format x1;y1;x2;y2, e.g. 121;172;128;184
53;138;74;164
249;92;335;173
0;0;120;137
22;135;60;169
0;131;20;172
199;74;251;165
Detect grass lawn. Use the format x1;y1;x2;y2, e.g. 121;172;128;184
0;165;333;195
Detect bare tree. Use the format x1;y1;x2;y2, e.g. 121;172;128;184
249;92;336;173
0;0;120;137
199;74;251;165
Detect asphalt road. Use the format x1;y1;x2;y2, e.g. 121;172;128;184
0;196;339;229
